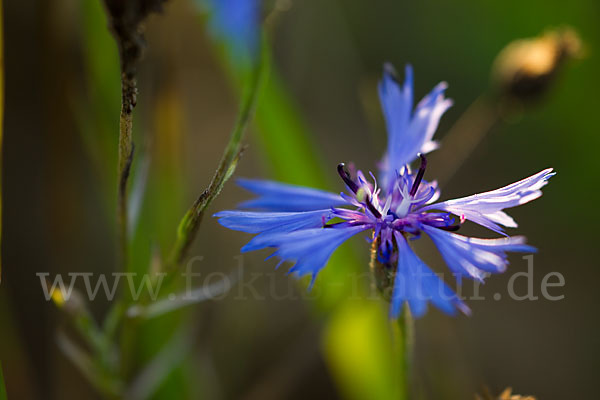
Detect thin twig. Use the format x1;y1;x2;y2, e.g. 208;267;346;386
100;0;170;384
168;54;266;268
431;95;501;187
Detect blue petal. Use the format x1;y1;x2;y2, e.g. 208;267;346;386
423;168;555;234
378;64;452;190
237;178;348;211
202;0;260;62
423;225;536;282
252;225;369;287
379;64;413;164
214;209;332;234
391;232;470;318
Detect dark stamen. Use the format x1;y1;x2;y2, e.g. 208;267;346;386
409;154;427;197
366;195;382;219
337;163;381;218
337;163;359;193
439;225;460;232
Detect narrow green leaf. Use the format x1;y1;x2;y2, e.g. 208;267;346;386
125;325;195;400
57;331;123;397
126;268;237;319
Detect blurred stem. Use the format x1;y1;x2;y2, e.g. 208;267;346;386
73;307;109;358
369;236;413;399
0;0;4;284
125;324;196;400
57;331;122;399
119;313;140;382
0;362;6;400
75;311;122;392
51;290;121;395
167;49;265;270
433;95;500;187
392;307;414;400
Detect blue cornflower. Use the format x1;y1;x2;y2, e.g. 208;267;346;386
202;0;260;61
215;64;554;317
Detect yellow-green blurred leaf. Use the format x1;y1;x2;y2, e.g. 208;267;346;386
323;300;401;400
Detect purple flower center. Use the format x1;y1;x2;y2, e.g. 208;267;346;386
334;154;456;238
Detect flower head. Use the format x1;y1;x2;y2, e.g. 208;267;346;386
215;64;554;317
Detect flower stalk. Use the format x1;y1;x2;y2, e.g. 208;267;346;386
0;0;4;284
370;235;414;399
433;27;581;186
101;0;168;270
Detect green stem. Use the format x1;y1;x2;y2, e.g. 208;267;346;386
167;47;266;270
393;306;414;399
370;235;414;399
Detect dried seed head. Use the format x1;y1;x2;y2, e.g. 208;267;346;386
492;27;583;102
476;386;537;400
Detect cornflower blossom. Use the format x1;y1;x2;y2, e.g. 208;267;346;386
215;64;554;317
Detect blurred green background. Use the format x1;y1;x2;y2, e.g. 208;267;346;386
0;0;598;399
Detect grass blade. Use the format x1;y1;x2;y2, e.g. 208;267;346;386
126;268;237;319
